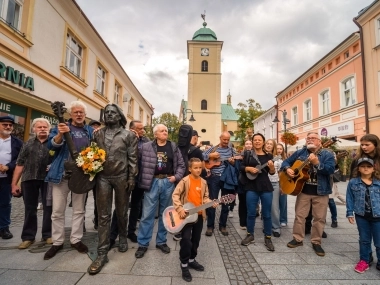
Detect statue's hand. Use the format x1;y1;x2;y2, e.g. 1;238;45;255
127;180;135;191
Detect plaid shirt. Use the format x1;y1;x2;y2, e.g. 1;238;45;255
16;137;51;182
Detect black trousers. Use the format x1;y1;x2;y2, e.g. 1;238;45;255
238;192;247;227
128;186;144;235
179;215;203;264
21;180;52;241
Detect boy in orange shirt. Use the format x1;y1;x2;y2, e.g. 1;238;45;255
172;158;218;282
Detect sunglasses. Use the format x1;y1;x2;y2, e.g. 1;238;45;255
0;123;13;127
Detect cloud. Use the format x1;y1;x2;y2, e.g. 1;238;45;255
76;0;373;116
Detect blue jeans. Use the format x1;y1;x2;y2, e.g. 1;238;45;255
0;179;12;230
279;192;287;224
271;182;281;233
355;214;380;265
246;190;273;236
328;198;337;221
137;178;174;247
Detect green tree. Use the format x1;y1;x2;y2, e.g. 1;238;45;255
145;112;182;142
234;99;265;143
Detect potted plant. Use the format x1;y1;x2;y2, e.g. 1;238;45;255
281;131;297;146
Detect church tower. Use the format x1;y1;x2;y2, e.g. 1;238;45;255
184;19;223;144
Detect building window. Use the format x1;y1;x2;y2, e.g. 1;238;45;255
139;108;143;121
322;68;326;74
128;98;134;116
146;115;150;125
292;106;298;125
336;57;340;65
96;65;106;95
304;100;311;121
201;99;207;110
65;33;83;77
342;77;356;107
114;83;120;104
201;60;208;72
1;0;22;30
344;51;349;59
320;90;330;115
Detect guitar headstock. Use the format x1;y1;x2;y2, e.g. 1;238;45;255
219;194;236;205
51;101;67;120
336;150;349;159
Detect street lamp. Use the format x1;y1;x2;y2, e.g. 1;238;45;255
182;108;196;124
273;109;290;154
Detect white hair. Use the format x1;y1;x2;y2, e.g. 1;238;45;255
153;124;167;134
31;118;51;130
68;100;87;114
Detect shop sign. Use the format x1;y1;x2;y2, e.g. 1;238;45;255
0;61;34;91
31;110;58;126
319;121;354;137
0;99;27;117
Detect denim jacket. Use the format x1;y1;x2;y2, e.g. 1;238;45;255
45;121;93;184
280;146;335;195
346;177;380;218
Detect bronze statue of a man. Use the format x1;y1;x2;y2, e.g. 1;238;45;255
88;104;138;275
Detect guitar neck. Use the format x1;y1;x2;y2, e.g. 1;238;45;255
187;200;215;215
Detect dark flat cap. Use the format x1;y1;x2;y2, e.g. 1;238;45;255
192;130;200;137
89;120;101;126
0;116;15;124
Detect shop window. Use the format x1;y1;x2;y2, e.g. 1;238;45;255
201;60;208;72
201;99;207;110
65;33;83;77
0;99;26;141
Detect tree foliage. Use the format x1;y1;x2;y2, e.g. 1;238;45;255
234;99;265;143
144;112;182;142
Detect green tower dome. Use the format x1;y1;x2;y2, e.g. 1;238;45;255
192;22;217;41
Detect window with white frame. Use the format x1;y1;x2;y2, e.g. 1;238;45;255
304;99;311;121
114;83;120;104
342;77;356;107
292;106;298;125
0;0;22;30
139;108;143;121
128;98;134;116
96;65;106;95
65;33;83;77
320;90;330;115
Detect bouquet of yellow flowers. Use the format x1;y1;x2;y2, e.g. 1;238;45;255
75;142;106;181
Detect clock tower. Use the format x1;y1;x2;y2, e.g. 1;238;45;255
184;20;224;145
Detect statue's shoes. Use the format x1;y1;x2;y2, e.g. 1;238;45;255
87;255;109;275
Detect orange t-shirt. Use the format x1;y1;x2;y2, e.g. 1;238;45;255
187;175;202;214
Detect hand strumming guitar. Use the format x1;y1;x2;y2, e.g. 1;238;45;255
178;209;188;219
267;160;275;173
246;166;259;174
309;153;319;166
208;152;220;159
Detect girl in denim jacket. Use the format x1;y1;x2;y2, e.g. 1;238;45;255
346;157;380;274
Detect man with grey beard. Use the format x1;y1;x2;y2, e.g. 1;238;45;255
0;116;23;240
12;118;53;249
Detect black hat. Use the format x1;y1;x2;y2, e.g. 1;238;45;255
89;120;101;126
0;116;15;124
357;157;374;166
192;130;200;137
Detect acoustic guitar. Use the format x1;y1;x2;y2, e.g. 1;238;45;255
51;101;96;194
279;138;337;196
204;155;243;170
163;194;235;234
246;156;282;180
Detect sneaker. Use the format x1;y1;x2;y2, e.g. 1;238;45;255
331;221;338;228
188;260;204;271
241;234;254;246
173;233;182;241
156;243;170;254
354;260;369;273
312;243;325;256
44;244;63;260
322;231;327;238
127;232;138;243
18;240;35;249
228;212;234;218
273;231;281;237
205;227;213;236
0;228;13;239
181;265;192;282
219;226;228;236
240;226;247;230
135;246;147;258
287;239;303;248
280;223;287;227
37;203;43;210
264;236;275;251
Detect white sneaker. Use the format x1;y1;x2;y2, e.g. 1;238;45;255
280;223;287;227
228;212;234;218
37;203;43;210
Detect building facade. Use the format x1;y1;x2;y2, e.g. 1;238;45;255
252;106;278;141
0;0;153;141
275;32;365;145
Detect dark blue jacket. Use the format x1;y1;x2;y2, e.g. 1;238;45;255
220;160;239;190
3;136;23;183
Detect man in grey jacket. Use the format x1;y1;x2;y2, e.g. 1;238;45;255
88;104;138;274
135;124;185;259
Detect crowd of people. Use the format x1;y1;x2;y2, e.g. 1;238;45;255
0;102;379;282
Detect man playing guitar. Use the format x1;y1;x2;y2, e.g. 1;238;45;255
203;131;237;236
280;132;335;257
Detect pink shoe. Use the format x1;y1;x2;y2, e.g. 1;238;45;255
354;260;369;273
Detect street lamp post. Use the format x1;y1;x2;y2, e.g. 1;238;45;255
272;109;290;154
182;108;196;124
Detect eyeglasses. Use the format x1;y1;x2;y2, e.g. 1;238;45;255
72;111;85;115
0;123;13;127
306;137;319;141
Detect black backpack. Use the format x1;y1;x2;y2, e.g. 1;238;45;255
177;124;193;171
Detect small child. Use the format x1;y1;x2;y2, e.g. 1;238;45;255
172;158;218;282
346;157;380;274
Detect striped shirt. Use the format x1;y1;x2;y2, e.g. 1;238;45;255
203;146;236;175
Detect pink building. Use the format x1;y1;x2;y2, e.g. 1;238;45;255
275;32;365;144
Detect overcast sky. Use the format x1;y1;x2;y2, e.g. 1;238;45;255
76;0;373;116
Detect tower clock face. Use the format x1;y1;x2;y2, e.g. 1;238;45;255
201;48;209;56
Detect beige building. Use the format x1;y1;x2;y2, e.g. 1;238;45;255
354;0;380;133
179;21;238;145
0;0;153;141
